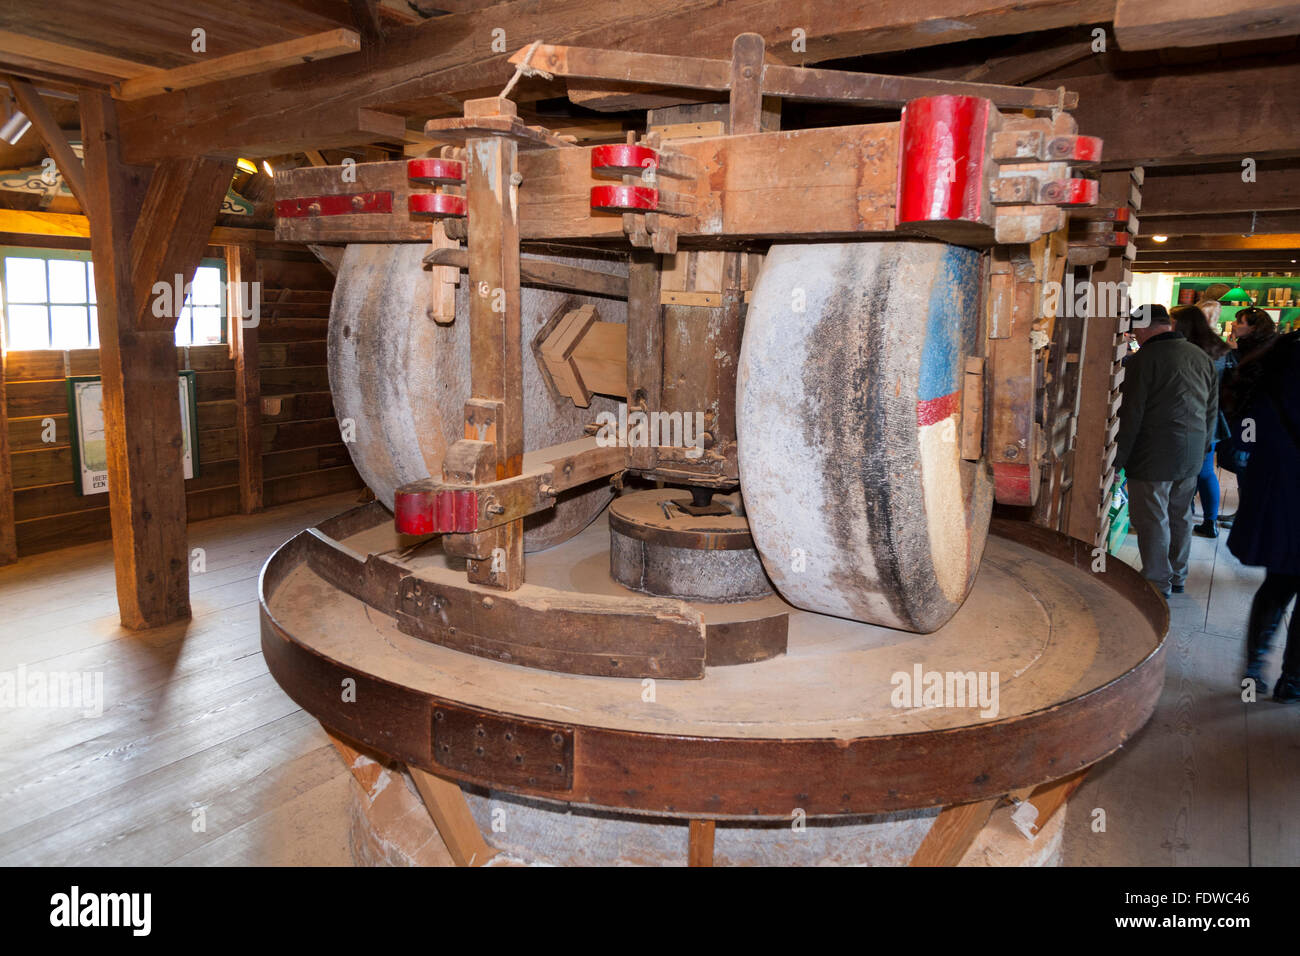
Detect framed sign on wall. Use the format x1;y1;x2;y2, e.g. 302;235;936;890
65;371;199;496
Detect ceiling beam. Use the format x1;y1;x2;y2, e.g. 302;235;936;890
1138;233;1300;252
0;208;274;245
1143;210;1300;236
115;0;1117;163
1070;58;1300;168
114;29;363;101
1132;261;1299;272
1114;0;1300;51
1142;160;1300;216
0;29;154;82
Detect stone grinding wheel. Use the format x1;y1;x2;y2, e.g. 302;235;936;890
737;240;994;633
328;243;625;551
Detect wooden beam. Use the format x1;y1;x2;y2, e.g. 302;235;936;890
1142;161;1300;216
0;352;16;565
909;797;1000;866
130;157;237;330
1135;248;1300;262
956;37;1096;85
1024;769;1089;835
688;819;716;866
350;0;385;42
226;245;263;514
1137;233;1300;252
1070;59;1300;168
1143;210;1300;236
0;208;275;246
114;29;362;101
515;42;1077;110
0;30;154;82
408;767;497;866
80;91;189;629
115;0;1116;162
79;92;233;629
1114;0;1300;51
1133;260;1300;271
462;119;524;590
5;76;89;208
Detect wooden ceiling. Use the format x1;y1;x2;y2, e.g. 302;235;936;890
1;0;1298;270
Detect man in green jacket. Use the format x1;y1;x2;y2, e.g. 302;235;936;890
1116;304;1219;597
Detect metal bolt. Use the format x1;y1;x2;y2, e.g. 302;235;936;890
1003;445;1021;459
482;596;494;609
510;171;523;186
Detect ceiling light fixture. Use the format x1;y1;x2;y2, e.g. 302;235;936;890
1151;235;1168;242
235;157;258;175
262;160;275;177
0;108;31;145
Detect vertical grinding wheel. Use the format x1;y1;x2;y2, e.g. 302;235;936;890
737;241;993;633
328;243;625;552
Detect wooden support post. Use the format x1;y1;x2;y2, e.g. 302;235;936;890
1025;768;1089;836
688;819;716;867
908;797;1000;866
461;115;524;590
227;244;263;514
625;250;663;473
0;352;16;565
409;767;498;867
79;91;233;629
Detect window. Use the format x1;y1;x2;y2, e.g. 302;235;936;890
0;248;226;349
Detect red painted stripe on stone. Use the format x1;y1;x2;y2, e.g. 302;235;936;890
916;390;961;427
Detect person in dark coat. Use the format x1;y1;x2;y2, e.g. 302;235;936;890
1228;330;1300;702
1116;305;1219;596
1219;307;1279;527
1173;305;1231;537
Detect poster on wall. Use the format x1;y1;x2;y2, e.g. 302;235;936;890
65;372;199;496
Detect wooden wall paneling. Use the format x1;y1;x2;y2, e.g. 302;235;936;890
78;90;233;629
0;352;16;565
227;244;264;513
250;251;361;510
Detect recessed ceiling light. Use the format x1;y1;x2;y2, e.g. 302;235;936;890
1151;235;1168;242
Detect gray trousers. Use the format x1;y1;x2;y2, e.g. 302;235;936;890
1128;475;1198;591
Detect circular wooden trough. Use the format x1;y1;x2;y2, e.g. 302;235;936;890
260;503;1167;823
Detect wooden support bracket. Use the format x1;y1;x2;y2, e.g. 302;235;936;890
409;767;498;867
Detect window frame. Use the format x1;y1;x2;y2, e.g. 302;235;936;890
0;246;228;350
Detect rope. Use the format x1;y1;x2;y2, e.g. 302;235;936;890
500;40;553;100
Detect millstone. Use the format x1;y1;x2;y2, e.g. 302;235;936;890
608;489;774;603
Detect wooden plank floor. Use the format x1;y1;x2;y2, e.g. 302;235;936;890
1;481;1294;866
1063;472;1300;866
0;491;364;867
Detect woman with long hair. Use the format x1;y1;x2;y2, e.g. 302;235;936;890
1173;305;1231;537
